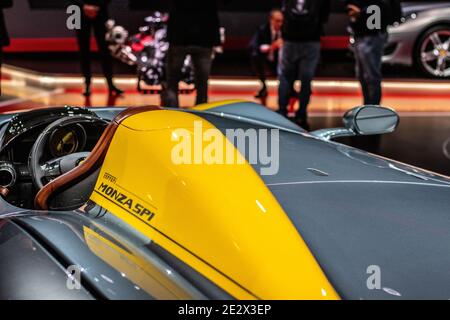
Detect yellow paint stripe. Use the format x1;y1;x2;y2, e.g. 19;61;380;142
191;100;246;111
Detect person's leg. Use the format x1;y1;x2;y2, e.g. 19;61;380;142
368;33;387;105
75;17;92;95
354;34;386;105
163;45;187;108
190;46;213;106
278;42;298;117
268;60;277;77
93;16;122;94
352;35;387;153
251;53;268;98
364;33;387;151
353;38;369;103
297;42;321;121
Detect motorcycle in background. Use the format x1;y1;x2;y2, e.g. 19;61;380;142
106;12;224;94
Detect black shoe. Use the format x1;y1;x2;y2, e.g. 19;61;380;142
82;85;91;97
108;85;124;96
276;109;288;118
255;87;268;99
294;116;310;131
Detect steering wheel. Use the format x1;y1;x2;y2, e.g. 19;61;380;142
29;116;108;190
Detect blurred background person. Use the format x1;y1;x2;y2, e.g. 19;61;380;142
0;0;12;96
248;9;283;99
345;0;401;152
346;0;402;105
278;0;331;128
163;0;224;108
71;0;123;97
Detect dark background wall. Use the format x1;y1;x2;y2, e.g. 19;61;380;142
4;1;449;51
6;0;348;45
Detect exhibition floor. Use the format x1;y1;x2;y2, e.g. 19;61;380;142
1;64;450;176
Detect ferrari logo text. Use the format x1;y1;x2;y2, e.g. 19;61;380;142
97;182;155;222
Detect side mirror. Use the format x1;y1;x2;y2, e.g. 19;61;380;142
344;105;399;135
311;105;400;141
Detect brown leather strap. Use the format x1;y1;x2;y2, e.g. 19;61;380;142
34;106;160;210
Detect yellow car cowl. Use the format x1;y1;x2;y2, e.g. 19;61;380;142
90;109;339;300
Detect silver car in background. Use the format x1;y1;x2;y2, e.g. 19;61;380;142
384;2;450;78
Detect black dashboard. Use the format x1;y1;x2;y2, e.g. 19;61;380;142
0;107;109;208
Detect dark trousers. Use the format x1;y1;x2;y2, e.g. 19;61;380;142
278;41;321;119
163;45;213;108
76;15;114;87
354;32;388;105
251;53;277;90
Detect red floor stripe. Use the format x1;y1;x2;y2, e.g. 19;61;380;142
3;36;349;53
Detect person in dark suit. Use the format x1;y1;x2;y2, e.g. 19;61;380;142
71;0;122;97
345;0;402;153
278;0;331;127
163;0;224;108
345;0;402;105
0;0;12;96
249;9;284;99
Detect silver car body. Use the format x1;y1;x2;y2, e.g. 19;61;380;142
384;2;450;67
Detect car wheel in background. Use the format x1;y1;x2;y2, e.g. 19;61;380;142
415;26;450;78
443;137;450;160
